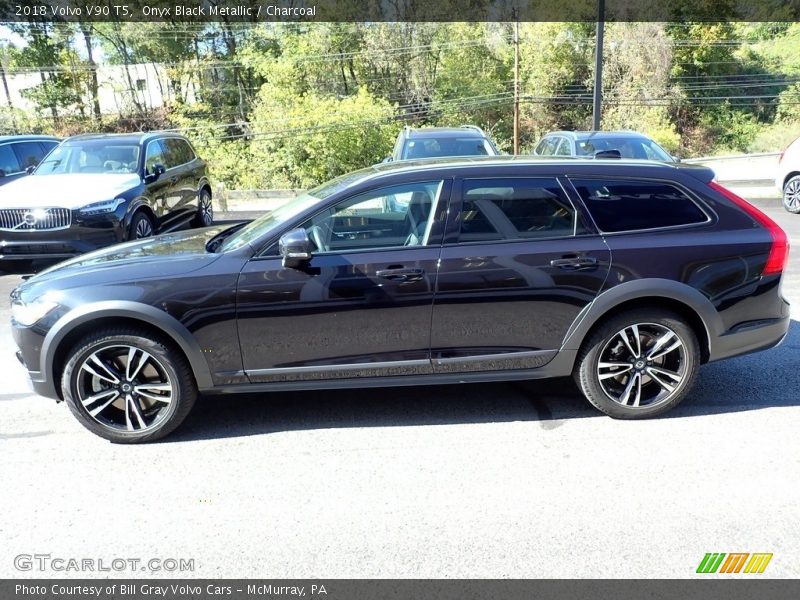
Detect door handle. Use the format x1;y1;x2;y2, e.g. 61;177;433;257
376;267;425;282
550;256;598;270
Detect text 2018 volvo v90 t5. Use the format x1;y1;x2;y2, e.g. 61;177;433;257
11;157;790;443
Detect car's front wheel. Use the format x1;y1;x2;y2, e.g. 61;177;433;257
129;211;155;240
61;328;197;443
574;309;700;419
783;175;800;213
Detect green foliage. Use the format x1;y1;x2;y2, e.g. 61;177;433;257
6;20;800;184
747;120;800;153
249;87;396;188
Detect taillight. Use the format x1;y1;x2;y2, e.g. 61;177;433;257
708;181;789;276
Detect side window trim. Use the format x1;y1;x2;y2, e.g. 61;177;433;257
563;175;715;235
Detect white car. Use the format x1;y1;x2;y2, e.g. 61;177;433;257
777;136;800;213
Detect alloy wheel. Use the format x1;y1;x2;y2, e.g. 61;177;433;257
200;193;214;226
596;323;687;408
75;345;174;432
784;178;800;212
135;218;153;238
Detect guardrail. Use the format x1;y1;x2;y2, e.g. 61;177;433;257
684;152;780;196
211;152;784;211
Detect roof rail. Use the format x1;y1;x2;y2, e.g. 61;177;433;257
460;124;483;132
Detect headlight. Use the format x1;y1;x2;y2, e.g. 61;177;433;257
11;299;59;327
79;198;125;215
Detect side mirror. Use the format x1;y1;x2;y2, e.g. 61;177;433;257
279;228;313;268
671;155;682;163
381;156;393;163
25;165;36;174
145;163;166;183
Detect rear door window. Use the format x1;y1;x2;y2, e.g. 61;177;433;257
458;178;577;242
569;179;709;232
163;138;195;167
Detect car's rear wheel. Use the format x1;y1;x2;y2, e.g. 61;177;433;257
783;175;800;213
61;328;197;443
192;188;213;227
574;309;700;418
129;211;154;240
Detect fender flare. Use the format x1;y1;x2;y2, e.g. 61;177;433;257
41;301;215;393
560;278;722;355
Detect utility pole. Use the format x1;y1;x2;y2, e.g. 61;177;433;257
592;0;605;131
513;15;520;155
0;49;17;133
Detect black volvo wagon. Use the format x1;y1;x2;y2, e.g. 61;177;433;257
11;157;790;442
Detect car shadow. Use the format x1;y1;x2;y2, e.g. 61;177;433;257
169;319;800;442
171;377;596;443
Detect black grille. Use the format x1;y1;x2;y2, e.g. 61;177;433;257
0;208;72;231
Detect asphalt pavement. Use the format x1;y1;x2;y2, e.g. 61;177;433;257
0;201;798;578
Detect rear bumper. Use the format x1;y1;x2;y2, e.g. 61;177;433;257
709;314;790;362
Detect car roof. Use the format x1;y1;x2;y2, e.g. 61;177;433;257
62;131;186;144
545;130;653;140
403;127;487;139
340;155;713;188
0;134;60;143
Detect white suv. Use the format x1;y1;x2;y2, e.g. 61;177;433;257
777;136;800;213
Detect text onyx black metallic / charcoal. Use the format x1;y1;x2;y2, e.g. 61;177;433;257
10;157;791;442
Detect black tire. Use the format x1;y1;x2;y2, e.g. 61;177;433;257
192;188;214;227
128;211;155;240
573;309;700;419
61;328;197;443
782;174;800;214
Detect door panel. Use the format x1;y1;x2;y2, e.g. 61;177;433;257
236;179;450;383
237;249;441;382
430;176;611;373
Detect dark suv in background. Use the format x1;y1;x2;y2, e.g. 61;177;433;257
0;135;60;186
11;156;789;443
385;125;500;162
0;132;212;265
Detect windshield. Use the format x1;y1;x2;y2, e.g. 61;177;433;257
576;137;672;161
402;137;495;160
35;140;140;175
218;171;367;252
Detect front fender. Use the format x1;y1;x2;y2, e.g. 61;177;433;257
41;301;215;398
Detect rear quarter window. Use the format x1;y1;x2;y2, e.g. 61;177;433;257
569;179;708;232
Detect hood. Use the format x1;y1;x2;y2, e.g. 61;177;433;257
21;226;231;291
0;173;141;209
